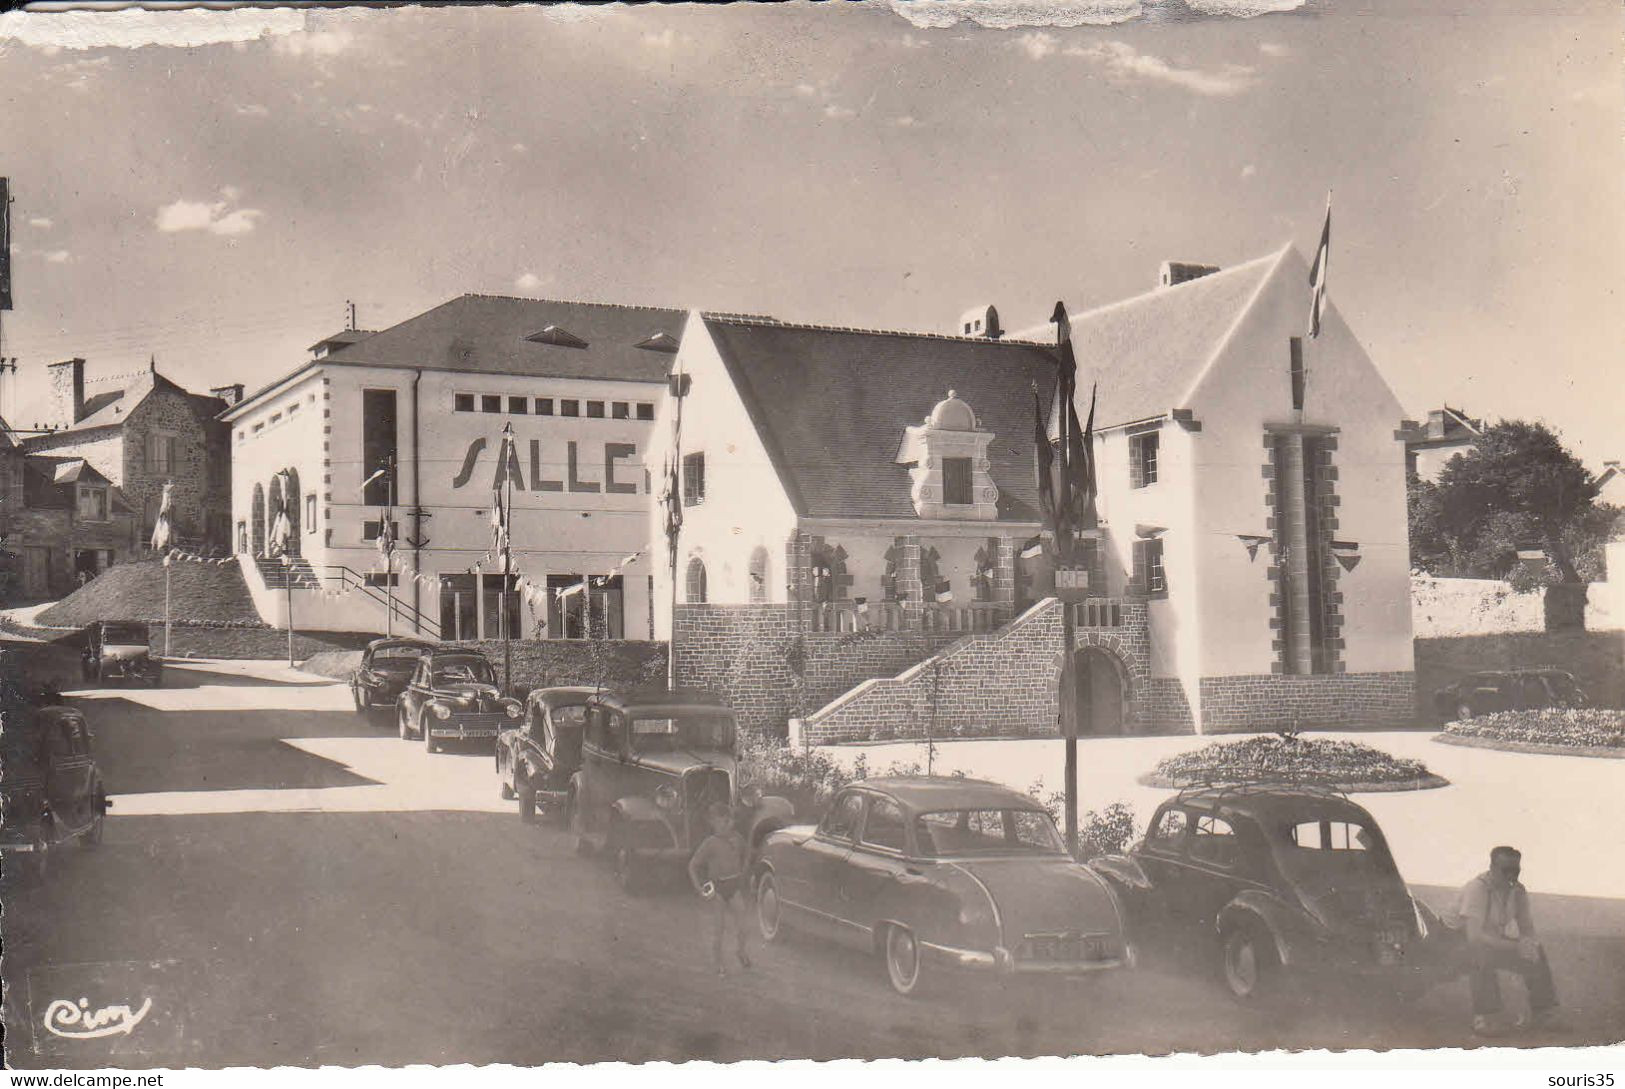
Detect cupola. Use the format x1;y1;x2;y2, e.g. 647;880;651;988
896;390;999;521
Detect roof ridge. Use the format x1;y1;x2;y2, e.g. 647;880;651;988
701;312;1054;348
1067;246;1287;326
1176;243;1292;405
461;292;687;316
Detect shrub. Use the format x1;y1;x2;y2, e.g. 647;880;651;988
1024;779;1139;861
738;733;855;820
1443;707;1625;750
1148;734;1437;789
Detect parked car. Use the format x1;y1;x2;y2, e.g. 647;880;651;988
754;777;1132;997
1;703;110;884
497;685;595;823
1088;785;1446;1003
80;620;162;687
395;649;521;752
565;688;792;893
350;637;435;717
1433;669;1587;721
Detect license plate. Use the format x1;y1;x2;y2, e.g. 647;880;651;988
1028;936;1107;961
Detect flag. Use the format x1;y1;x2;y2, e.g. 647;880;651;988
660;370;685;573
268;509;292;558
1039;303;1099;565
149;480;174;552
0;177;11;311
376;509;395;557
1020;535;1044;561
934;579;954;604
1308;194;1331;338
854;596;869;616
1033;384;1056;528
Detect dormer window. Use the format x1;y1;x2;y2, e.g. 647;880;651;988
942;457;973;505
525;326;589;349
897;390;999;521
634;332;679;353
77;484;108;522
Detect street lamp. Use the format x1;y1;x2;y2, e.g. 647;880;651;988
362;457;398;637
282;551;295;668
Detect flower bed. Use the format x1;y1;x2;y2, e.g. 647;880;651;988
1143;734;1448;791
1437;708;1625;758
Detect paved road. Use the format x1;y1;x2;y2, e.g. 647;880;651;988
4;656;1622;1068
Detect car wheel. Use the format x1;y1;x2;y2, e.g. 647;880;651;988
82;795;106;849
884;924;923;997
424;721;440;754
499;760;517;801
398;706;411;740
567;791;593;855
353;686;368;714
756;871;783;943
1455;701;1475;722
610;829;644;895
518;779;538;825
1222;925;1279;1002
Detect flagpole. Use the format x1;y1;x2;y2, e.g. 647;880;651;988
385;455;395;638
163;556;172;659
501;424;514;695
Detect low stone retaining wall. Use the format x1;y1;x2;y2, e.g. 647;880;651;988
443;639;667;693
1197;672;1418;733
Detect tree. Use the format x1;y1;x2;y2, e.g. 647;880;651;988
1409;420;1619;588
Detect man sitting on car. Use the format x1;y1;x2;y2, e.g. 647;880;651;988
1452;845;1561;1036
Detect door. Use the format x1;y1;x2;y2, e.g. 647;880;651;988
22;546;51;599
1181;812;1252;929
45;716;94;835
401;661;430;729
1074;648;1126;735
791;791;865;939
842;795;916;945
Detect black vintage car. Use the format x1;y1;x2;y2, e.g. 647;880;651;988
80;620;162;687
1;703;110;884
1433;669;1586;721
1089;786;1446;1003
565;688;792;893
496;686;594;823
350;637;435;718
395;649;522;753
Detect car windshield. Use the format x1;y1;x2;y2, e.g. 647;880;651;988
914;808;1067;857
103;623;148;645
433;660;496;687
1544;673;1582;700
628;713;735;753
372;647;424;669
1272;818;1397;884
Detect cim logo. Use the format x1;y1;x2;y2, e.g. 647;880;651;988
451;436;642;495
43;995;153;1040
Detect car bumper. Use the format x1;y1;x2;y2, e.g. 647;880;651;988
921;941;1129;976
427;722;505;740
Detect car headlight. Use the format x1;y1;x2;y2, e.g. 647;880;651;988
738;783;763;808
655;784;681;812
502;700;522;719
431;702;452;721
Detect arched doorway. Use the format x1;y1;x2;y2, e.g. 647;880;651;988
251;484;266;557
283;468;302;557
1073;646;1129;735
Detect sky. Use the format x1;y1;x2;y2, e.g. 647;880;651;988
0;0;1619;462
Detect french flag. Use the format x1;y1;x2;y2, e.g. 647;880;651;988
1308;193;1331;339
934;580;954;604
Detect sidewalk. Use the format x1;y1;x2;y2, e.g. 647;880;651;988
814;732;1625;901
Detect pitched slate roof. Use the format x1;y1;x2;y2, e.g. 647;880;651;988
31;369;228;437
21;455;127;511
320;294;686;384
702;316;1059;522
1017;247;1286;430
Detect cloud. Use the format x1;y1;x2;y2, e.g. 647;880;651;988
1064;40;1257;95
1017;32;1058;60
515;272;547;292
0;8;304;50
823;103;857;121
888;0;1140;30
235;103;270;118
1241;164;1257;178
38;249;71;264
155;191;263;237
1259;41;1289;57
641;28;677;48
28;217;53;229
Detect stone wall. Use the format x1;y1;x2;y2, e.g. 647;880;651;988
1197;671;1417;732
3;505;137;600
444;638;667;694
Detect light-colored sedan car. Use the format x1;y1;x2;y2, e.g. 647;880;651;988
753;776;1133;996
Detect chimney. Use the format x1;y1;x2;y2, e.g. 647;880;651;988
48;358;87;427
1426;409;1448;439
956;304;1003;339
1158;261;1221;289
211;383;245;407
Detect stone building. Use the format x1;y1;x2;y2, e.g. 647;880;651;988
20;357;233;553
654;244;1417;740
1402;405;1483;481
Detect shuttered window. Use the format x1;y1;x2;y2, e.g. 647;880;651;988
1133;538;1167;597
1130;432;1160;489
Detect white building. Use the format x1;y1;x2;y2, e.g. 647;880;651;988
224;296;682;640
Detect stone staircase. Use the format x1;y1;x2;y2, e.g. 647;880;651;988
253;556;323;591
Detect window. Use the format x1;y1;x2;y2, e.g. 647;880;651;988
1130;431;1159;488
364;573;400;588
1187;814;1238;867
508;396;529;415
942;456;973;505
237;521;248;553
612;401;630;420
76;485;109;522
237;429;245;443
560;399;580;417
1288;821;1374;852
682;452;705;506
748;546;770;604
1289;336;1306;411
1147;808;1187;851
481;395;502;414
685;557;708;603
362;519;399;542
147;431;178;474
586;400;605;419
305;495;317;532
535;398;554;416
636;402;655;421
362;389;398;505
820;792;866;841
454;393;475;413
1133;538;1167;597
287;402;299;415
253;422;264;434
269;413;282;425
861;797;908;852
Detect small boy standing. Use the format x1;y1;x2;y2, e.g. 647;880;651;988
688;802;751;976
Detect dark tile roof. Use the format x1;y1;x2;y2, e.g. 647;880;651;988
702;317;1059;521
319;295;686;384
27;369;228;438
21;455;127;512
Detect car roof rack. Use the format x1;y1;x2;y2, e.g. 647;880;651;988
1172;778;1351;803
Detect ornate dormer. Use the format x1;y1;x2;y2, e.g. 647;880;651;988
896;390;999;521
